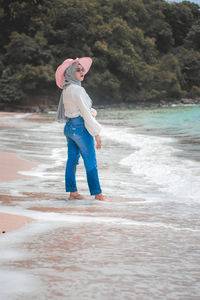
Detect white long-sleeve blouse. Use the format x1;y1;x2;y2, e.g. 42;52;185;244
63;84;102;136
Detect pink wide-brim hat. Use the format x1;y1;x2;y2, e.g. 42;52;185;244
55;57;92;89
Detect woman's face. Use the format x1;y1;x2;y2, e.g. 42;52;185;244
75;64;85;82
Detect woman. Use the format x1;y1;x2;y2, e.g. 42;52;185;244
55;57;109;201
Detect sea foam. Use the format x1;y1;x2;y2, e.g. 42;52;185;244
101;125;200;203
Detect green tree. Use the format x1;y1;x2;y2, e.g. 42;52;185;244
0;0;200;105
184;20;200;51
175;47;200;93
163;1;200;46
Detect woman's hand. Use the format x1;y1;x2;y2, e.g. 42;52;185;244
95;135;101;149
91;108;97;118
91;111;96;118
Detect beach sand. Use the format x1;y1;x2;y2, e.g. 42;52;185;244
0;212;33;234
0;152;38;182
0;112;38;233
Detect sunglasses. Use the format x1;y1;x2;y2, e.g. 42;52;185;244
75;67;85;73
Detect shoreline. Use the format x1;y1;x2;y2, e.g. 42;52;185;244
0;112;39;233
0;151;38;233
1;98;200;113
98;97;200;110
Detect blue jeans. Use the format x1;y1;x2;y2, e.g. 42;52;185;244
64;116;102;195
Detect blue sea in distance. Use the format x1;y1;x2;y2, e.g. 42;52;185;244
0;104;200;300
99;104;200;160
99;104;200;139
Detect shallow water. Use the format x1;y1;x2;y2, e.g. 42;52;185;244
0;106;200;300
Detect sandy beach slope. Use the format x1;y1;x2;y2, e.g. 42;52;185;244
0;112;39;233
0;152;38;182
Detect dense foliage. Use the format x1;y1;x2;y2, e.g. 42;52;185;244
0;0;200;105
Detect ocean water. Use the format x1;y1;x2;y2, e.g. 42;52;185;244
0;105;200;300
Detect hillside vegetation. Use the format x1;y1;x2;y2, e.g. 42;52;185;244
0;0;200;106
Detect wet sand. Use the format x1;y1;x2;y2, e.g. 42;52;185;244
0;112;38;233
0;212;33;234
0;151;36;233
0;152;38;182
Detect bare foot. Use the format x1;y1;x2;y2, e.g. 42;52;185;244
69;192;85;200
95;193;110;202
